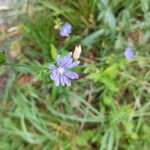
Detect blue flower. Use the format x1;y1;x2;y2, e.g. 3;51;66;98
124;47;135;59
48;52;79;86
60;23;72;37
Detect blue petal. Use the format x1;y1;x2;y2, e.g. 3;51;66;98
60;29;69;37
65;71;79;79
64;23;72;30
56;55;62;66
50;70;57;80
61;53;73;68
67;61;80;68
48;64;56;70
51;70;60;86
60;75;65;86
63;76;71;86
68;52;72;57
55;74;60;86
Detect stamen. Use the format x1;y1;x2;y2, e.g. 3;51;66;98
58;67;64;75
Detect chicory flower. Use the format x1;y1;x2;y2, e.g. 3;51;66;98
60;23;72;37
48;52;79;86
124;47;135;59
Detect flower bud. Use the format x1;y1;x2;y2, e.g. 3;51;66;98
73;45;82;60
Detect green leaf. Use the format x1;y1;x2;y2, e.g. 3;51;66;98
100;77;118;92
0;51;7;65
76;135;87;146
105;8;116;31
76;130;94;146
101;0;109;7
141;0;149;12
40;1;72;15
50;44;57;60
82;29;105;47
102;64;118;79
108;129;114;150
103;94;113;106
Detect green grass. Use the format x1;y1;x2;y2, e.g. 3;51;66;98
0;0;150;149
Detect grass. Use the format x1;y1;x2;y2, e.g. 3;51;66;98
0;0;150;149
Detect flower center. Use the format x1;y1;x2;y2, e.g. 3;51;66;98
58;67;65;75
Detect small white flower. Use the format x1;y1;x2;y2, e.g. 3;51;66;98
73;45;82;60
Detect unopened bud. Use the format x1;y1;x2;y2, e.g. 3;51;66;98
73;45;82;60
